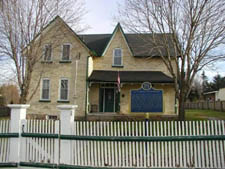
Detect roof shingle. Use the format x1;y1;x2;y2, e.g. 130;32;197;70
88;70;174;83
79;34;177;57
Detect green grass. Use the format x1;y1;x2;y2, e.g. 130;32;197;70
185;109;225;120
1;110;224;121
0;116;9;120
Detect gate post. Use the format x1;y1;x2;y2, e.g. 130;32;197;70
58;105;77;165
8;104;29;163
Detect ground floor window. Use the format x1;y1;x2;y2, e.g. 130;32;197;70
59;79;69;101
41;79;50;100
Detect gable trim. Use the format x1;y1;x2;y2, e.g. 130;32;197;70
23;16;92;55
58;17;92;54
102;23;133;57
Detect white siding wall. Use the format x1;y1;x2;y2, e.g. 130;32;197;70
218;88;225;101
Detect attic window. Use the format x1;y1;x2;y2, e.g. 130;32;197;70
113;48;122;66
43;44;52;61
62;44;70;61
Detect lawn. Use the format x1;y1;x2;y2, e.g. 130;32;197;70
1;110;225;121
0;116;9;120
185;109;225;120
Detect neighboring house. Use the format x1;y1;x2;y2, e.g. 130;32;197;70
217;87;225;101
203;86;225;101
28;16;178;120
203;91;218;101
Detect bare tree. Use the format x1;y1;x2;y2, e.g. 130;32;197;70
116;0;225;120
0;0;88;103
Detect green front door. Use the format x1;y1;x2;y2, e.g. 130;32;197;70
104;88;115;112
99;87;119;113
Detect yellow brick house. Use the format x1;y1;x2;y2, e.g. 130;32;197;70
27;16;178;120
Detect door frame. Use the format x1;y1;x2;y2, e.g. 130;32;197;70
100;87;116;113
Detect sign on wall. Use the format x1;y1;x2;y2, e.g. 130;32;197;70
131;82;163;112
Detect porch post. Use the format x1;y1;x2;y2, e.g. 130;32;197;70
57;105;77;165
8;104;29;163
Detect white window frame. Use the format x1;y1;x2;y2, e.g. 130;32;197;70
58;78;69;101
43;44;52;62
40;78;50;100
113;48;123;66
61;43;71;61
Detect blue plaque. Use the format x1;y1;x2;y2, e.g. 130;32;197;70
131;87;163;113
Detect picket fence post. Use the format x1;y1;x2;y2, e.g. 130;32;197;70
57;105;77;165
8;104;29;163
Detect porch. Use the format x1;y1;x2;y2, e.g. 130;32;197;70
87;70;177;117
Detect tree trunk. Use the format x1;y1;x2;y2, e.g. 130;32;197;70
19;84;29;104
178;92;186;120
19;92;27;104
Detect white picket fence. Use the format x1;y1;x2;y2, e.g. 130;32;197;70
0;105;225;168
0;120;10;163
71;120;225;168
23;120;59;164
1;119;225;168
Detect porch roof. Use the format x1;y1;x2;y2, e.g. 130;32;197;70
88;70;174;83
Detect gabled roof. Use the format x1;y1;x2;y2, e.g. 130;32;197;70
56;17;92;53
88;70;174;83
30;17;178;57
79;34;111;57
79;33;177;57
24;16;91;54
79;23;133;57
125;34;176;57
101;23;133;56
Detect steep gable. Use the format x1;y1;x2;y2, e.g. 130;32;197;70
101;23;133;57
25;16;91;54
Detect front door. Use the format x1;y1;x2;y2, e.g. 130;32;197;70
99;88;115;112
104;88;115;112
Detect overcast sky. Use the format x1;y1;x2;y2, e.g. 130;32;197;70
84;0;122;34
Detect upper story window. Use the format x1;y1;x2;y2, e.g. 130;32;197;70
113;48;122;66
43;44;52;61
62;44;70;61
41;79;50;100
59;78;69;101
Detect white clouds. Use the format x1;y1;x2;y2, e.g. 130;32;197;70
203;61;225;81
